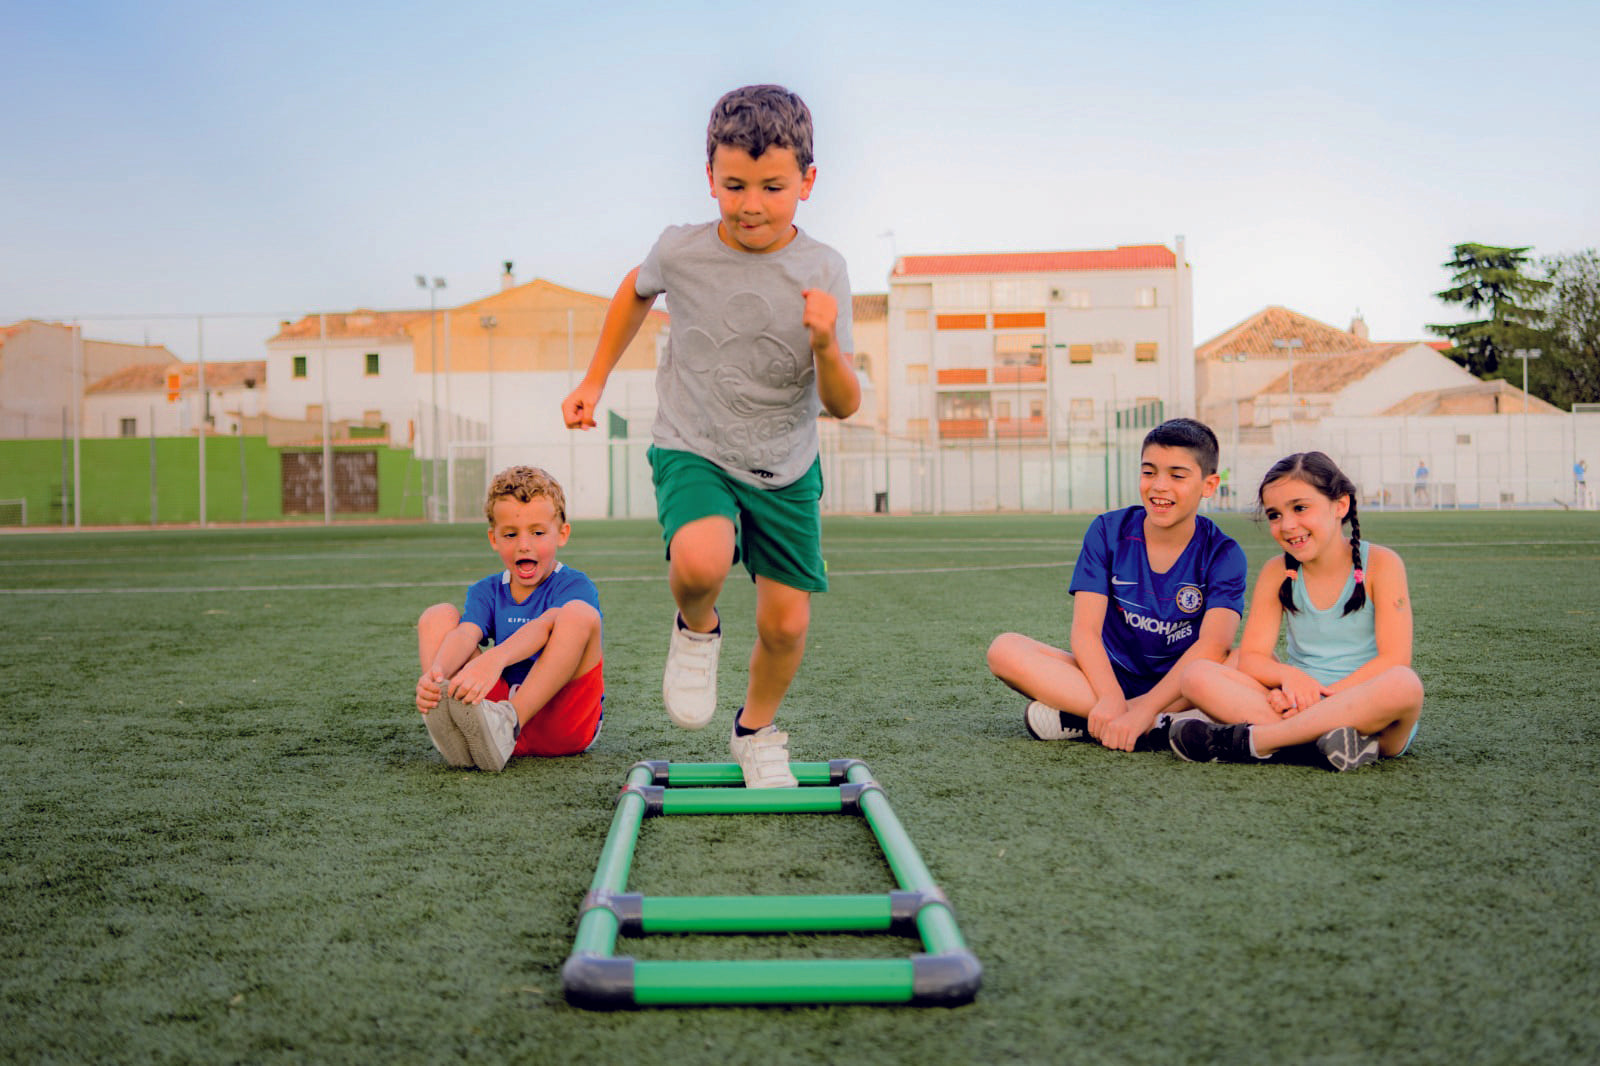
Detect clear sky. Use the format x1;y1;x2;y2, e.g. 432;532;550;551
3;0;1596;363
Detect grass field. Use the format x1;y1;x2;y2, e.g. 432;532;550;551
2;510;1597;1064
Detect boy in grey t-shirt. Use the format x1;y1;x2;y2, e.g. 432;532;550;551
562;84;859;788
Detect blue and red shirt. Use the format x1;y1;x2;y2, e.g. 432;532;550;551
460;562;601;690
1069;505;1247;697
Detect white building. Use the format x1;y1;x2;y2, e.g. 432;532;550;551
885;241;1194;443
0;320;179;439
265;311;425;445
83;360;266;438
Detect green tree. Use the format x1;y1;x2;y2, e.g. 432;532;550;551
1536;248;1600;407
1428;242;1551;379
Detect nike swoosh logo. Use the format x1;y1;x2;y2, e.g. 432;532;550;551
1111;577;1137;586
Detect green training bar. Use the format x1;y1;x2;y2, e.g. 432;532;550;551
562;759;981;1009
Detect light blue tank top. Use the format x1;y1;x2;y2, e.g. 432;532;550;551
1283;553;1378;686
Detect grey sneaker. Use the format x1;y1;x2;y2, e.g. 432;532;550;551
729;719;798;788
445;694;519;772
1024;701;1090;741
663;614;720;730
423;702;473;768
1315;727;1381;772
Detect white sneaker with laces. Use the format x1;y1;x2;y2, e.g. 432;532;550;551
423;701;473;768
663;614;720;730
446;694;519;772
1024;700;1089;742
729;719;798;788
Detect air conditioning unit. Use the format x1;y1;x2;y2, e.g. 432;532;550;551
1049;288;1063;302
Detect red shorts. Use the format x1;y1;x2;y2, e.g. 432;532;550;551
487;660;605;758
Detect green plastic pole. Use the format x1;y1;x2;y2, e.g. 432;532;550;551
639;894;893;934
846;763;969;955
570;763;653;958
664;761;836;787
632;959;914;1006
660;787;844;816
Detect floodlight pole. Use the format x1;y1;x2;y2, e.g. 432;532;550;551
417;275;447;520
1221;352;1246;508
1272;338;1303;449
481;314;497;472
1513;349;1541;503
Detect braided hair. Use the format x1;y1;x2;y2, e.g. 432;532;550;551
1257;451;1367;617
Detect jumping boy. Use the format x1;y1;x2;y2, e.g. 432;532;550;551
987;418;1247;752
561;84;859;787
415;465;603;772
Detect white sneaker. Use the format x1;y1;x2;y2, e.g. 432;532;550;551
729;718;797;788
445;694;519;772
663;614;720;730
423;702;473;768
1024;700;1090;741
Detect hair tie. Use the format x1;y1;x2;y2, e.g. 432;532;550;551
1352;568;1365;584
1286;568;1298;581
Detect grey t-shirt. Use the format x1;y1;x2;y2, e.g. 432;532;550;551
636;221;854;488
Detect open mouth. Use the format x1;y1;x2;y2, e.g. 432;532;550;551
514;558;539;581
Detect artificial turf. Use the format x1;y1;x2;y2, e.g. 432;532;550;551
1;511;1596;1063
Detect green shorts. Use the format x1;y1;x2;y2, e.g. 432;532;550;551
648;446;827;593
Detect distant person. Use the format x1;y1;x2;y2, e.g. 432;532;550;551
1576;459;1588;501
1171;451;1424;771
988;418;1248;753
1218;466;1232;506
414;466;604;772
561;85;859;787
1413;459;1429;508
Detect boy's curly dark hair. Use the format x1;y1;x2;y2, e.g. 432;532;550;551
1257;451;1365;617
484;465;566;525
706;84;814;172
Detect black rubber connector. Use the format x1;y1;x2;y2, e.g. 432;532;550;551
630;759;671;785
579;891;644;934
562;952;637;1010
837;779;884;814
910;949;982;1007
827;758;870;784
888;887;950;936
619;783;665;816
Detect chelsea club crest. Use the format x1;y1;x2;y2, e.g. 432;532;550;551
1176;584;1204;614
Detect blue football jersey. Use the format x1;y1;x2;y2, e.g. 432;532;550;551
1068;506;1246;696
460;563;602;689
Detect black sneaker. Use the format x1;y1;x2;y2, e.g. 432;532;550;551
1168;719;1256;763
1314;727;1380;772
1024;701;1091;741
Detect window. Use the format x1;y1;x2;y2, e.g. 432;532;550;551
996;400;1012;421
938;392;990;420
1457;433;1472;445
933;279;988;310
905;309;929;330
293;355;308;379
906;363;929;384
994;333;1045;368
992;280;1049;309
306;404;323;422
1070;397;1095;421
906;417;929;438
1065;290;1091;309
1136;287;1157;308
365;352;380;376
1069;344;1093;365
119;418;137;438
1135;342;1158;363
854;353;873;380
1029;399;1044;419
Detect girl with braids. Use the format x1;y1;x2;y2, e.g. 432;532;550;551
1169;451;1424;771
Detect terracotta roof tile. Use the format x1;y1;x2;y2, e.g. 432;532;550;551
1196;306;1369;361
853;293;888;321
893;245;1175;277
87;360;266;394
1255;344;1410;395
270;311;426;343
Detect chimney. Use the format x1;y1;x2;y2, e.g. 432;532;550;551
1349;312;1369;340
501;261;515;291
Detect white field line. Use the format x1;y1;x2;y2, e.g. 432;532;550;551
2;539;1597;596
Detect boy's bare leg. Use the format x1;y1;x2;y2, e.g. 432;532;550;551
985;633;1097;714
507;601;603;727
1248;666;1424;757
416;602;472;767
739;577;810;730
417;603;461;680
668;516;736;632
